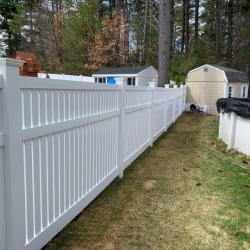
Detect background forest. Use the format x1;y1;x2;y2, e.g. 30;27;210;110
0;0;250;83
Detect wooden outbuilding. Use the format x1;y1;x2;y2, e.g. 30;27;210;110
92;66;158;86
13;51;42;77
186;64;249;114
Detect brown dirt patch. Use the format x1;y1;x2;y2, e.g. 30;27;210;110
144;180;156;190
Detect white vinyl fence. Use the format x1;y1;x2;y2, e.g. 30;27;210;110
219;112;250;155
0;58;186;250
38;73;95;82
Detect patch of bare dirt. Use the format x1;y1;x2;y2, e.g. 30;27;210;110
144;180;156;190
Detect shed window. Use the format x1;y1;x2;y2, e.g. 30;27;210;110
203;67;208;72
241;86;247;98
127;77;136;86
228;86;233;98
98;77;106;84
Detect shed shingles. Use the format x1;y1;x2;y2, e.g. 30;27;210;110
211;65;249;83
94;66;150;75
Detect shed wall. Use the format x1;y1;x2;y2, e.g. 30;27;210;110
137;67;158;86
187;65;250;114
227;82;249;98
187;81;224;114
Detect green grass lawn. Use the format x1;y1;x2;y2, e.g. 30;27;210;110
45;113;250;250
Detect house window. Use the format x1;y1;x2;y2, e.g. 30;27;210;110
98;77;106;84
95;77;98;83
242;86;247;98
127;77;136;86
133;78;136;85
228;86;233;98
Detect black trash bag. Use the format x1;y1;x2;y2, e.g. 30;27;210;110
216;98;250;118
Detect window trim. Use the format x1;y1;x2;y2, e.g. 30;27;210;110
241;86;247;98
228;85;233;98
127;77;136;86
98;77;106;84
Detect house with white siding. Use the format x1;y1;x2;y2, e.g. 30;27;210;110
92;65;158;86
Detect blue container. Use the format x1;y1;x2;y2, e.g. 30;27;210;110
107;77;116;85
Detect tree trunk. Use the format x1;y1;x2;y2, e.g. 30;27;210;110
143;0;149;63
181;0;186;52
158;0;171;87
116;0;123;9
215;0;221;61
29;6;35;48
170;0;175;59
195;0;199;41
227;0;233;61
185;0;190;51
98;0;103;18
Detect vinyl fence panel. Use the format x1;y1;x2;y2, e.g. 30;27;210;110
219;112;250;156
123;86;152;168
0;59;186;250
38;73;95;83
0;74;7;250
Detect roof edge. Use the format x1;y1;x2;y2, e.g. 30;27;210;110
93;65;153;75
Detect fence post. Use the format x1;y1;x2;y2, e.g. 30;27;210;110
229;112;237;149
184;85;187;111
182;85;186;111
164;88;168;131
0;74;7;250
0;58;26;250
172;96;176;123
117;77;125;178
218;112;223;139
149;88;154;146
180;85;183;112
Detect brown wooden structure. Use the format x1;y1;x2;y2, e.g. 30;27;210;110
13;51;42;77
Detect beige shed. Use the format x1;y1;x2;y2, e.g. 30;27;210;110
186;64;249;114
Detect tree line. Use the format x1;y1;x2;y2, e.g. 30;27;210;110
0;0;250;86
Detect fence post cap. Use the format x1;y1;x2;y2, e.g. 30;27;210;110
0;58;24;67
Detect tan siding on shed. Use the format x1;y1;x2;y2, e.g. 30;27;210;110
187;65;249;115
188;66;225;82
187;82;225;114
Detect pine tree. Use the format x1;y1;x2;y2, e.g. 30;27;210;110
158;0;171;86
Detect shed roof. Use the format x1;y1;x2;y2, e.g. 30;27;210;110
94;65;151;75
210;65;249;83
13;51;42;76
14;51;39;61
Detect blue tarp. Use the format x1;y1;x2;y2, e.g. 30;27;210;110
107;77;116;85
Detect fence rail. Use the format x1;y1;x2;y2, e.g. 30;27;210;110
0;58;186;250
38;72;95;83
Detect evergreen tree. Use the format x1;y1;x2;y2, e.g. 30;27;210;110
0;0;24;56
